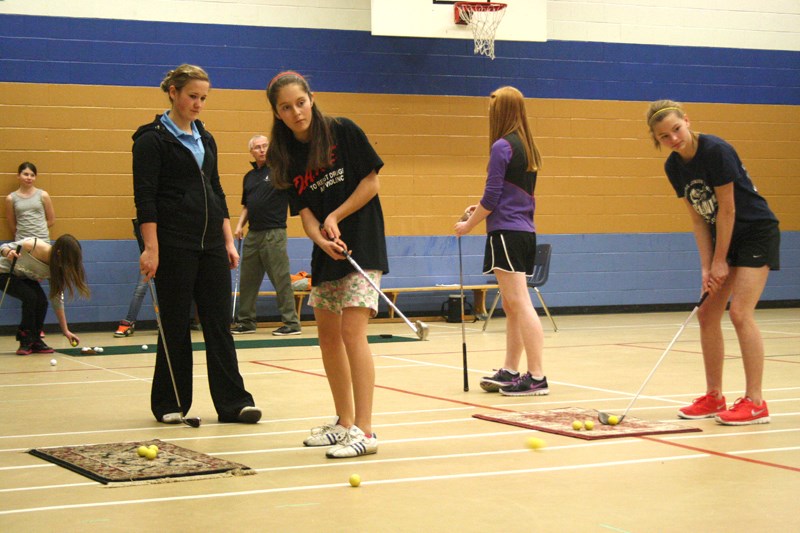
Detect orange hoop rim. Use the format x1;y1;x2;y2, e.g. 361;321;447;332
454;2;507;25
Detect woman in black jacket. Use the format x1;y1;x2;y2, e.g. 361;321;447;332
133;64;261;425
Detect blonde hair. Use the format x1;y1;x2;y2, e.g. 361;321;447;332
489;86;542;172
160;64;210;103
646;99;697;149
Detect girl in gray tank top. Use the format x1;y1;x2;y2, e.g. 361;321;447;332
5;162;55;241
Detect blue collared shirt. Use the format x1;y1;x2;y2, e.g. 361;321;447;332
160;111;205;168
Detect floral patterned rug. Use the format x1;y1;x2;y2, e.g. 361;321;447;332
474;407;702;440
29;439;254;484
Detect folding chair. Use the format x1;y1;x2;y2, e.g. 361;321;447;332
482;243;558;332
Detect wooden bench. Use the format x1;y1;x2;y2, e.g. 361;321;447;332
238;284;498;322
382;284;498;319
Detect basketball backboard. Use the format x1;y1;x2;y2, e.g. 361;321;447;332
371;0;546;43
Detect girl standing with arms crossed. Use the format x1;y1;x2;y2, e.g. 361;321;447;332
6;162;55;242
133;64;260;425
455;86;548;397
647;100;779;425
266;71;387;458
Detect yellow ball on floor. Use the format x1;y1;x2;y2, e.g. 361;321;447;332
608;415;620;425
572;420;584;431
526;437;546;450
148;444;159;453
144;448;158;460
584;420;595;430
349;474;361;487
136;446;149;457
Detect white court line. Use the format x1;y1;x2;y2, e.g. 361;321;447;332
4;428;798;496
6;450;787;517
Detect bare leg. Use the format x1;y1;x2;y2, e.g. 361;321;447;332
314;307;354;427
727;266;770;404
496;270;544;377
696;282;732;399
340;306;375;434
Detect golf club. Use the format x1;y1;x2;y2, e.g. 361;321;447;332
231;237;243;324
0;245;23;309
132;219;200;428
458;236;469;391
340;249;429;341
598;292;709;425
146;277;202;428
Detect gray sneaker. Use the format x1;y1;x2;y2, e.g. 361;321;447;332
326;425;378;458
303;417;348;447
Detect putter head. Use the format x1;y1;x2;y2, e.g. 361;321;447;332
415;320;429;341
183;417;202;428
597;412;624;426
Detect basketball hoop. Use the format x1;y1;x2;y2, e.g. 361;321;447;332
454;2;507;60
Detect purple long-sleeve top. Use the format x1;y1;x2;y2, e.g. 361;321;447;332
479;136;536;234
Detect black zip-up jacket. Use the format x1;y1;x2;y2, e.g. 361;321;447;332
132;115;230;251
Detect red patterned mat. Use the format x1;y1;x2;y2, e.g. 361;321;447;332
474;407;702;440
29;439;254;484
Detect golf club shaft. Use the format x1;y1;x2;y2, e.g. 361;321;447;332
146;278;184;413
231;238;243;323
619;292;709;419
0;245;23;309
458;237;469;391
342;250;420;335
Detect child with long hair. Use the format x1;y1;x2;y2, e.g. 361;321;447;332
455;86;549;397
647;99;779;425
266;71;387;458
5;161;55;241
0;234;88;354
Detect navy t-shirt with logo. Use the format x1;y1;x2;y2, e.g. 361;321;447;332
665;134;777;236
286;117;388;284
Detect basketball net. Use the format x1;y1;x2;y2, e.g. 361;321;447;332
457;3;507;60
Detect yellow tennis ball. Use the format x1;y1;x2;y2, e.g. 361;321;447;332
608;415;619;425
526;437;546;450
144;448;158;460
349;474;361;487
584;420;595;430
148;444;159;453
572;420;584;431
137;446;149;457
70;339;78;347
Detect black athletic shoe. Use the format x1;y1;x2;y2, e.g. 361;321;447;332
231;324;256;335
500;372;549;397
273;325;301;336
480;368;520;392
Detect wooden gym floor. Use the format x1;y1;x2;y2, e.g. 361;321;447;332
1;308;798;532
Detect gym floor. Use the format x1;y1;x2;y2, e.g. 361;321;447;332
1;308;798;532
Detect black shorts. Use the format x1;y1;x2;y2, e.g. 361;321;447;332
727;220;780;270
482;230;536;275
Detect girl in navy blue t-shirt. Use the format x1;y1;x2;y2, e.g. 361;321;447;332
647;99;779;426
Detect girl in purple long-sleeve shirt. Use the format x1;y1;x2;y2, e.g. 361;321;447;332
455;86;548;397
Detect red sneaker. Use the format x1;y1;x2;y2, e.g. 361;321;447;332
715;397;770;426
678;392;727;419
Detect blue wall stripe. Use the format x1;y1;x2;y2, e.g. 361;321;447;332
2;232;796;328
1;14;798;104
